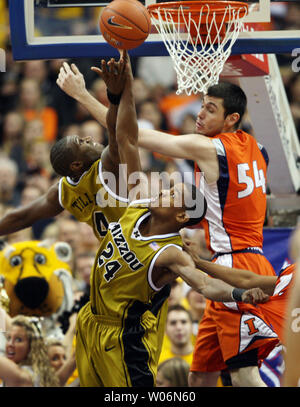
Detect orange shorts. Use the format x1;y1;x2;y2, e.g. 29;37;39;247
190;251;280;372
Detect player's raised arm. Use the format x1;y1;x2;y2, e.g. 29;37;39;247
154;247;269;304
115;53;149;201
56;62;108;129
0;183;63;237
137;130;219;184
56;62;219;183
90;56;127;171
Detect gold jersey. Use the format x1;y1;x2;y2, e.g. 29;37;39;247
58;159;128;240
90;199;183;320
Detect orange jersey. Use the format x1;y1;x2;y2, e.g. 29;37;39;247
257;263;295;342
195;130;269;253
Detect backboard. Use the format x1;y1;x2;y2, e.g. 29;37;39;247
9;0;300;60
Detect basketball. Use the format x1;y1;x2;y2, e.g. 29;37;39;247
99;0;151;50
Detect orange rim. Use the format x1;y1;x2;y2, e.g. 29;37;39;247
147;1;248;23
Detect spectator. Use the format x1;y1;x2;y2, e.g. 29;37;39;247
0;314;59;386
80;120;105;145
76;223;98;255
159;305;194;366
0;156;21;206
20;184;43;207
186;288;206;337
46;338;76;387
133;77;151;105
2;111;24;153
91;78;108;106
23;119;45;150
156;357;189;387
25;139;53;177
168;279;188;308
137;98;168;132
18;78;58;142
46;339;67;372
73;250;94;293
57;218;81;269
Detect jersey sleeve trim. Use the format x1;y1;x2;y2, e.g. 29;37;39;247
257;142;269;167
148;244;183;292
58;178;65;209
129;198;152;206
98;161;129;203
212;138;226;156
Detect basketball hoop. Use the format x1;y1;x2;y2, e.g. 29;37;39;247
147;1;248;95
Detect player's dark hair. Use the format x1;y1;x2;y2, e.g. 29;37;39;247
50;137;76;177
207;81;247;128
183;183;207;227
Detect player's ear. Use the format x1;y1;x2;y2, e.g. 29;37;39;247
226;112;240;127
176;210;189;225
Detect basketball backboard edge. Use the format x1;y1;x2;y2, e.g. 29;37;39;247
9;0;300;61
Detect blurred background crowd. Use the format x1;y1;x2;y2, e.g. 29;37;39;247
0;0;299;387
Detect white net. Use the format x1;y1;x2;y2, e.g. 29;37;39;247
149;3;248;95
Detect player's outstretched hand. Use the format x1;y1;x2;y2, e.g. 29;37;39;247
242;288;269;305
91;51;127;96
182;237;200;265
56;62;87;101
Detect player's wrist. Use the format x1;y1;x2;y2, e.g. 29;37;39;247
75;87;90;102
107;89;122;105
231;287;246;302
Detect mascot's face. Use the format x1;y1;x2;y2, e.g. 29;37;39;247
0;240;72;317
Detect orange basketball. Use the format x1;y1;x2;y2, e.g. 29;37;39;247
99;0;151;50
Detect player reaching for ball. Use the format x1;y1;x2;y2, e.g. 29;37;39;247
57;59;279;387
75;50;271;387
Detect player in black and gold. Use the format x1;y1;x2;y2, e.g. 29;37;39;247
0;60;128;241
75;52;269;387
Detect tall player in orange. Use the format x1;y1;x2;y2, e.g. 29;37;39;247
57;70;278;386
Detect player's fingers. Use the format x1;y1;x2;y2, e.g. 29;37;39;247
101;59;108;74
71;63;80;75
91;66;103;76
63;62;72;74
119;58;126;74
57;72;65;83
262;294;269;303
59;66;66;77
109;59;119;75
